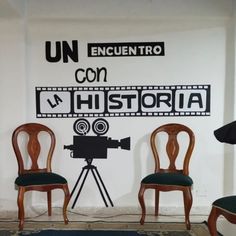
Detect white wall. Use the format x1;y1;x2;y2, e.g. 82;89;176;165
0;0;234;215
0;18;26;210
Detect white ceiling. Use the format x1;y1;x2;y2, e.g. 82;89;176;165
0;0;233;20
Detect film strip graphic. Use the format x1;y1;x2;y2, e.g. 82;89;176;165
36;84;210;118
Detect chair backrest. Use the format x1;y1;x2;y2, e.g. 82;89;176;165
12;123;55;175
151;123;195;176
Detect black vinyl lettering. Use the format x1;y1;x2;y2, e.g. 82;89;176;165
62;40;78;63
45;41;61;63
77;94;93;109
188;93;203;108
75;68;86;83
109;94;123;109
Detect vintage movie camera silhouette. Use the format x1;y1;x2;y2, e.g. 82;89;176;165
64;118;131;208
64;118;130;160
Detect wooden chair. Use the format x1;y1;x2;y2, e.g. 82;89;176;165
207;121;236;235
208;196;236;236
12;123;70;230
138;123;195;230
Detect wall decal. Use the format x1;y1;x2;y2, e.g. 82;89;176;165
36;84;211;118
45;41;164;63
75;67;107;83
88;42;165;57
45;40;79;63
64;118;131;208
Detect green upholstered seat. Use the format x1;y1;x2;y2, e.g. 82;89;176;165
213;196;236;214
141;172;193;186
15;172;67;187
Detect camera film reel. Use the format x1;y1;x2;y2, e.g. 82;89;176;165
73;118;110;136
92;118;109;136
73;118;91;135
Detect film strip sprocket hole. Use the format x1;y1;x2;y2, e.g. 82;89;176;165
35;84;210;118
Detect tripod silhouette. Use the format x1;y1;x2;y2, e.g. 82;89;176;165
70;158;114;209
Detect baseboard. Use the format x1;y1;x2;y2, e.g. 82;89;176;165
0;205;211;218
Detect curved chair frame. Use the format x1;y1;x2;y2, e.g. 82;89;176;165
208;197;236;236
12;123;70;230
138;123;195;230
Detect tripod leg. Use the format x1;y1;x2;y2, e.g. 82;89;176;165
93;167;114;207
72;168;90;209
91;168;108;207
70;167;86;198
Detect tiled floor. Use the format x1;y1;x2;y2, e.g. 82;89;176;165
0;207;234;235
0;206;205;224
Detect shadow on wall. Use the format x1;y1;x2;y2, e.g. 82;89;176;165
114;133;151;206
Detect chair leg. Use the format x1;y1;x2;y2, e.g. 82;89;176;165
138;184;146;225
155;189;159;216
208;207;220;236
17;187;25;231
183;187;192;230
62;184;70;224
47;190;52;216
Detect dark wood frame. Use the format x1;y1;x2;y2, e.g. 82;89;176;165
208;205;236;236
138;123;195;230
12;123;70;230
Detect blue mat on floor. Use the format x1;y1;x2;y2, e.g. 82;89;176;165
24;230;154;236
